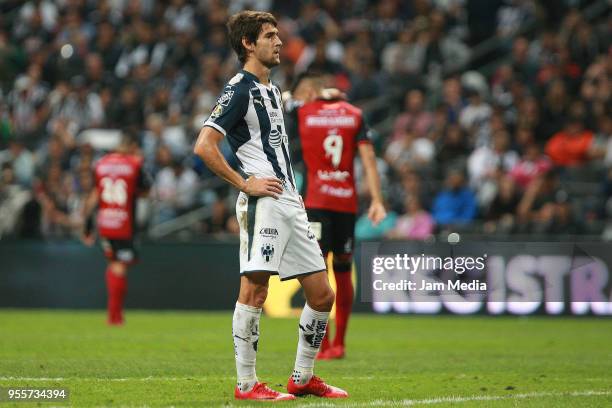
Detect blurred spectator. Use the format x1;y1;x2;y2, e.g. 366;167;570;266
441;77;465;123
201;199;237;235
385;129;435;171
459;88;492;147
381;26;425;77
152;157;199;224
483;175;520;233
436;124;470;176
0;162;31;237
545;103;603;167
14;0;58;40
540;79;569;139
115;19;168;79
106;84;144;130
509;143;552;189
50;75;104;132
8;70;48;142
391;89;434;140
36;163;73;238
386;196;434;240
0;139;35;187
468;129;518;187
421;10;470;75
431;169;477;227
517;170;577;233
496;0;535;39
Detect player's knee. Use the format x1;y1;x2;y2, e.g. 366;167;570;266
310;287;335;312
253;286;268;308
332;253;352;272
109;262;127;276
241;285;268;308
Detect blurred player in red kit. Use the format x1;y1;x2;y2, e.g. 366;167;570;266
287;72;386;359
83;135;148;325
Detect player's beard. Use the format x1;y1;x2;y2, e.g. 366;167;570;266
262;55;280;69
259;48;280;69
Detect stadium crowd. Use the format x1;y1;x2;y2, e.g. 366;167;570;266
0;0;610;241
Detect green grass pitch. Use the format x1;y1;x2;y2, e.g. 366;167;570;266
0;310;610;407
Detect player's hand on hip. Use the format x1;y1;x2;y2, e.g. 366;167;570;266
243;176;283;198
368;201;387;226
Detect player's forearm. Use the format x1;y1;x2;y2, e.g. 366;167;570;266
359;144;384;203
194;131;246;192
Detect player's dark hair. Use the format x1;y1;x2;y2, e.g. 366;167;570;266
291;70;325;93
227;11;277;64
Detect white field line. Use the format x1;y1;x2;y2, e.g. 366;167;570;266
287;390;612;407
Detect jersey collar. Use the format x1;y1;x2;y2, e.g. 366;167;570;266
241;69;272;88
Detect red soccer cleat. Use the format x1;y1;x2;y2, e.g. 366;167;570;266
316;349;331;360
327;345;345;359
107;318;124;326
234;382;296;401
287;376;348;398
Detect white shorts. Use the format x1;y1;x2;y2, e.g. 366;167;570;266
236;192;326;280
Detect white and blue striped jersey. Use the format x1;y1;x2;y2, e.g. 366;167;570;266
203;70;300;207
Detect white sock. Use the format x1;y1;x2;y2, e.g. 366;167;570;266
233;302;261;392
292;302;329;385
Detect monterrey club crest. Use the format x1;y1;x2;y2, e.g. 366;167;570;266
261;243;274;262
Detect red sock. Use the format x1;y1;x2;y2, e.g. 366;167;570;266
332;270;353;348
105;268;127;324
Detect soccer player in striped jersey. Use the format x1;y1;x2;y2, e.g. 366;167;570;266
194;11;348;401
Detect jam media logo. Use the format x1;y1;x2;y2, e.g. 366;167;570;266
260;227;278;239
261;243;274;262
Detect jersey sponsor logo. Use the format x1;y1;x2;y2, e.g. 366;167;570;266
305;115;356;128
268;110;283;125
217;89;234;106
317;169;350;182
260;227;278;238
320;184;354;198
97;163;135;176
261;243;275;262
268;128;282;148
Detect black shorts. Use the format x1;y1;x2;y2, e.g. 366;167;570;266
306;209;355;255
101;238;138;264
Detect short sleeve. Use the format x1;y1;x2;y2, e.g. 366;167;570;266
356;115;373;144
203;85;250;136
